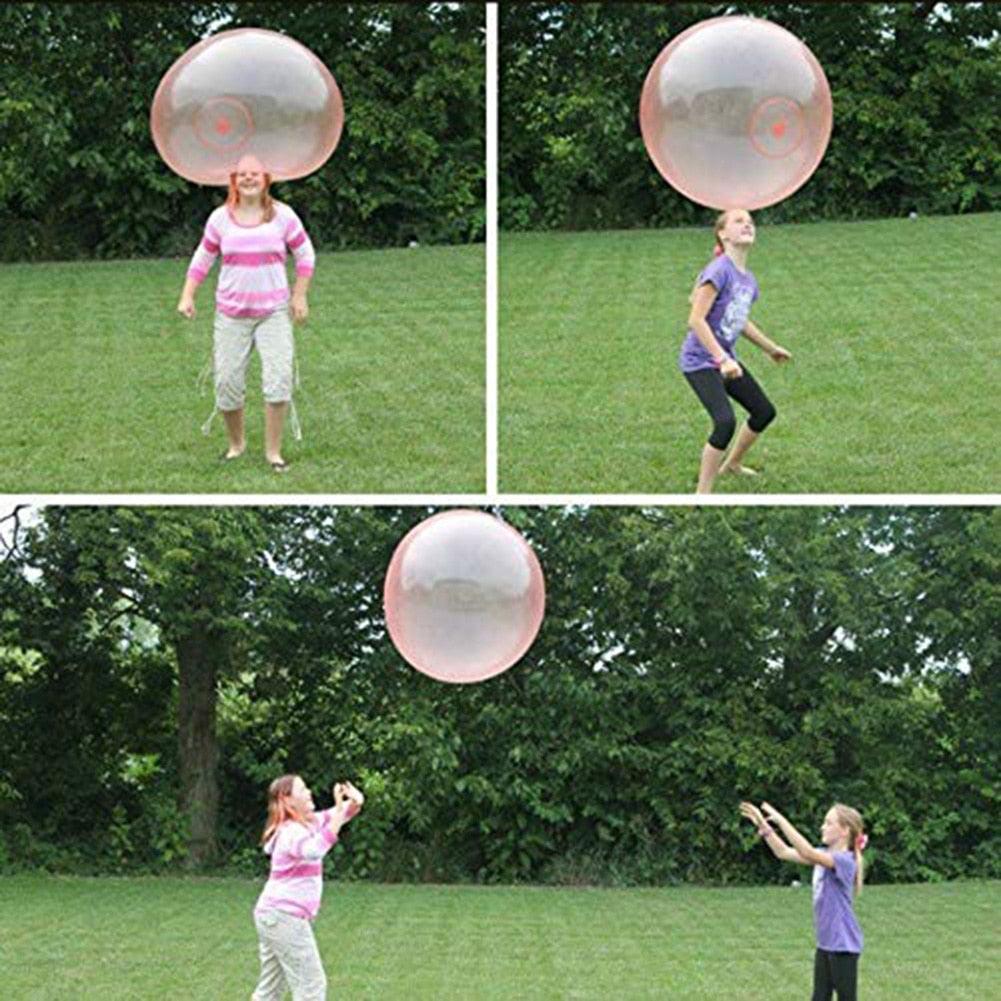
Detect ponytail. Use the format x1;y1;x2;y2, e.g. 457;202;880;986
688;211;733;303
833;803;866;896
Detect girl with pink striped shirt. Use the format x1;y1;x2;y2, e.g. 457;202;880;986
252;774;364;1001
177;155;316;472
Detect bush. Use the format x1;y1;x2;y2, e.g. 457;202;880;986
499;3;1001;231
0;3;485;261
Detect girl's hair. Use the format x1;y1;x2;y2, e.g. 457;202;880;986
832;803;866;896
226;170;276;222
688;208;745;303
712;208;732;255
261;774;309;844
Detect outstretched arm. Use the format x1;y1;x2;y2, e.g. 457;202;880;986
761;802;834;869
324;780;365;837
740;801;810;865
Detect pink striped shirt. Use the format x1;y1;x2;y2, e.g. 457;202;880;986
187;201;316;318
254;804;359;921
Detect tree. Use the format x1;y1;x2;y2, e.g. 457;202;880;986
2;506;271;868
0;3;485;260
3;505;998;884
500;3;1001;230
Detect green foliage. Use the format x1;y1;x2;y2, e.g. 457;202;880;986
500;3;1001;230
106;755;190;870
0;3;484;261
2;505;1000;884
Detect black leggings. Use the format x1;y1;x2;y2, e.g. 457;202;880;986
684;364;776;450
812;949;859;1001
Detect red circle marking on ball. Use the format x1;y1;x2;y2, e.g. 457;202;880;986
215;118;231;135
747;96;807;159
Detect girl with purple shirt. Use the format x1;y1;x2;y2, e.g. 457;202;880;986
740;800;867;1001
681;209;792;493
252;774;364;1001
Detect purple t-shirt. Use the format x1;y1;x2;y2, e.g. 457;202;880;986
812;850;864;953
679;254;759;373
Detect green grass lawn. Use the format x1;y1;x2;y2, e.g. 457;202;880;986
0;244;484;494
1;876;997;999
500;213;1001;494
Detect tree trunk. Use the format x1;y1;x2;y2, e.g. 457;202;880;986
175;624;221;869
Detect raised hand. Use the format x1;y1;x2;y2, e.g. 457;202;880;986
342;781;365;807
761;802;784;824
739;801;765;828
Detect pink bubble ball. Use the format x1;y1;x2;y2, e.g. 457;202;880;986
640;16;832;210
384;510;546;685
151;27;343;186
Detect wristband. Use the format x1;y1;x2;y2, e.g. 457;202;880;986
758;826;773;838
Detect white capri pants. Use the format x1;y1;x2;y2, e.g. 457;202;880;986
214;305;294;411
252;909;327;1001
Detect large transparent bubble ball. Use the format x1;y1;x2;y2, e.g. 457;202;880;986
151;27;343;186
640;16;832;210
384;511;546;685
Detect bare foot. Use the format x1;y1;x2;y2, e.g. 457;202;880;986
720;462;759;477
222;444;245;461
